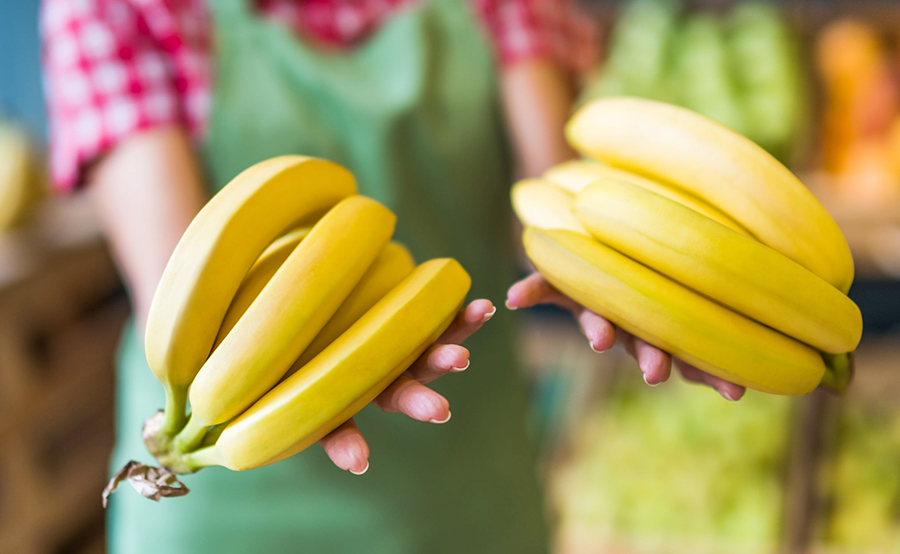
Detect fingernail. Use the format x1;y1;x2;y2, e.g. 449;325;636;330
643;373;659;387
505;300;517;310
482;307;497;322
720;390;737;402
350;461;369;475
450;359;470;372
589;339;607;354
429;411;452;424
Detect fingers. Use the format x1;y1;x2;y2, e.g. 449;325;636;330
373;375;451;423
405;344;469;385
507;273;617;350
506;273;583;313
319;419;370;475
618;330;672;386
438;299;496;345
674;359;746;402
578;309;616;353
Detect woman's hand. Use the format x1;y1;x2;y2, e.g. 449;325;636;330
317;299;496;474
506;273;747;402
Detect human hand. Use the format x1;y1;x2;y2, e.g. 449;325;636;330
317;299;495;475
506;273;746;401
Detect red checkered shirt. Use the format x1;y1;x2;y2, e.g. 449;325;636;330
41;0;597;191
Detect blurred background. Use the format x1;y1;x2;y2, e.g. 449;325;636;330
1;0;899;553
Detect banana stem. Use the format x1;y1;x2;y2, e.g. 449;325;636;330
174;413;211;454
160;385;189;437
181;445;222;472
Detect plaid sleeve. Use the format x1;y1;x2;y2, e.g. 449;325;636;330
471;0;598;77
40;0;211;192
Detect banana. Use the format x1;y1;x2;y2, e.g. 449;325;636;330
175;196;396;451
287;242;415;374
145;156;356;434
0;122;44;231
575;179;862;353
523;227;826;395
213;227;310;350
182;258;471;472
566;98;854;292
511;179;588;235
543;160;751;236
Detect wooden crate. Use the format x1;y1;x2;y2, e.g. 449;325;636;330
0;199;126;554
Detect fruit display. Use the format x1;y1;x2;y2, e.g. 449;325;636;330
668;13;746;136
581;0;678;101
0;120;46;231
554;368;791;551
815;18;900;205
513;97;861;395
582;0;804;160
818;400;900;551
106;156;470;499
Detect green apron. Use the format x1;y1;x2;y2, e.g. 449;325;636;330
107;0;547;552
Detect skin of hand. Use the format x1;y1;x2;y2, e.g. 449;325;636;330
88;124;492;475
498;61;746;402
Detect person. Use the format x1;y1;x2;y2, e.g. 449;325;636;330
41;0;745;552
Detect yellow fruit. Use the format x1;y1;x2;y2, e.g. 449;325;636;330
544;159;750;236
213;227;310;350
523;227;826;395
575;180;862;353
182;258;471;472
511;178;588;234
145;156;356;433
176;196;395;451
567;98;854;292
0;122;44;231
287;242;416;374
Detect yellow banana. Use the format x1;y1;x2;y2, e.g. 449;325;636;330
145;156;356;434
287;241;415;374
176;196;396;451
566;98;854;292
182;258;471;472
543;160;751;236
523;227;826;395
511;179;588;235
213;227;311;350
575;180;862;353
0;122;44;231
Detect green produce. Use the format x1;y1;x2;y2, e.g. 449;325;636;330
555;371;790;550
668;13;746;134
821;403;900;551
728;2;804;159
580;0;680;103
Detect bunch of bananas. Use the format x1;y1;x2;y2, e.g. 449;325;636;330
142;156;471;474
513;98;862;395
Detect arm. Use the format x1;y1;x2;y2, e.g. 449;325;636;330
87;125;209;334
500;58;579;177
499;59;746;401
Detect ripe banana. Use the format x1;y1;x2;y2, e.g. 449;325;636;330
575;179;862;353
566;98;854;292
523;227;826;395
176;196;396;451
213;227;310;349
145;156;356;434
287;241;415;374
182;258;471;472
511;179;588;235
543;160;750;236
0;122;44;231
